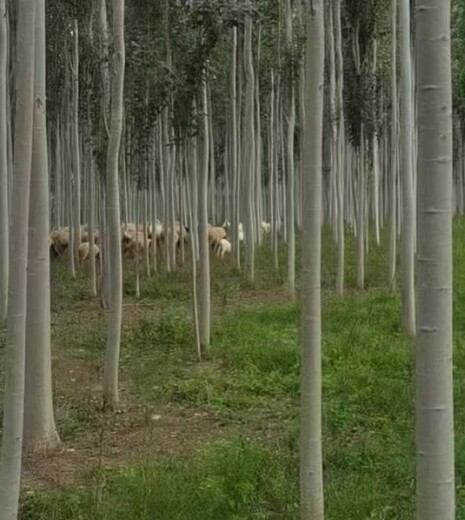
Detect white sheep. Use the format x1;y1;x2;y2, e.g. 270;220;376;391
221;220;244;242
208;226;227;252
216;238;231;259
261;221;271;235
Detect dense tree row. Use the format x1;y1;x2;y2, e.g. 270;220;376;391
0;0;459;518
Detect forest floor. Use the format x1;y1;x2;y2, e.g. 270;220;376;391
3;222;465;519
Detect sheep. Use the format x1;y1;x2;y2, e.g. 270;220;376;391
50;227;70;257
216;238;231;259
147;220;163;240
157;224;188;249
121;230;140;256
238;223;244;242
78;242;100;264
208;226;227;252
50;225;101;259
121;223;144;237
122;231;152;260
221;220;244;242
81;227;100;245
261;221;271;235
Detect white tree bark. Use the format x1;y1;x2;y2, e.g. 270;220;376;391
72;20;81;267
243;16;256;281
0;0;8;324
0;0;36;516
103;0;125;407
356;131;366;289
88;144;98;297
231;26;240;267
400;0;415;336
373;131;380;246
285;0;296;297
389;0;398;289
135;189;141;298
186;140;201;360
300;1;325;518
269;71;276;254
271;71;280;269
198;74;211;352
23;0;60;451
329;0;345;296
415;0;455;518
333;0;345;295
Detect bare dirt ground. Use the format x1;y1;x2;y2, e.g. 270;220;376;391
21;297;228;491
0;252;295;494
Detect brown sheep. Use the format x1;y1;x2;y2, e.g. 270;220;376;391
78;242;100;264
208;226;227;253
122;231;152;260
50;227;70;257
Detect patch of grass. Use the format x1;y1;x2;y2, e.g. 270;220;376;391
24;221;465;518
55;397;104;440
71;327;106;360
139;269;192;302
20;437;297;520
144;289;417;517
121;312;196;401
50;259;96;307
165;303;300;417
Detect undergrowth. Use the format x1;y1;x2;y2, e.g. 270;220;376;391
17;222;465;518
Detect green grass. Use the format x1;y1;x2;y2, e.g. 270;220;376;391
20;437;297;520
22;222;465;519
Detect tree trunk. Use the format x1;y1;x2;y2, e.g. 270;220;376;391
270;71;276;259
389;0;398;289
103;0;125;407
0;0;36;516
186;141;201;361
0;0;8;324
231;26;240;268
285;0;296;298
23;0;60;452
135;189;141;298
333;0;345;295
399;0;415;336
273;75;280;269
415;1;455;517
72;19;81;268
88;148;98;297
356;129;366;289
300;1;325;518
243;16;256;282
198;75;211;354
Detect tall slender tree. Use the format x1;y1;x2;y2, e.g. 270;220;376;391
399;0;415;336
103;0;125;406
0;0;8;325
415;0;455;518
243;14;256;281
23;0;60;451
0;0;36;516
334;0;345;296
389;0;398;289
198;73;211;353
285;0;296;297
231;24;241;268
71;19;81;269
300;0;325;518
